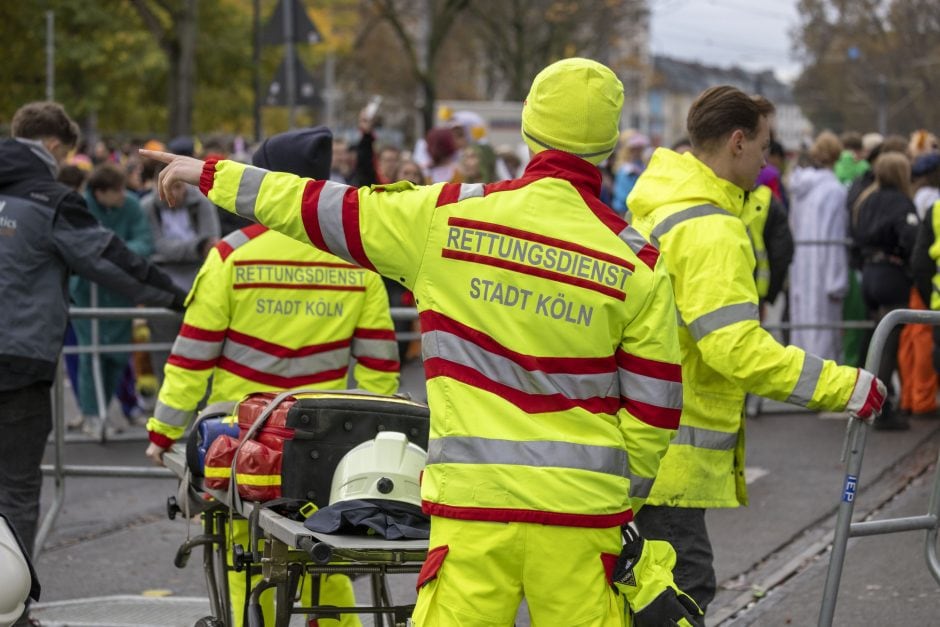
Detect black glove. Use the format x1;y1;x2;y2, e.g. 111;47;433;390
169;290;187;312
613;525;704;627
633;588;703;627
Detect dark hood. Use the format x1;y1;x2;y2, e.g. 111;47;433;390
252;126;333;179
0;138;55;190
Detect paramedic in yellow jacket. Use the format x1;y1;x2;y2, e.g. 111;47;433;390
146;127;398;627
145;58;684;626
625;85;887;612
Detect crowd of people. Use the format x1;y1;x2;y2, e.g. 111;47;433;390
3;62;926;625
782;128;940;430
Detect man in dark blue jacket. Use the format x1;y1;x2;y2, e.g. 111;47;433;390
0;102;186;572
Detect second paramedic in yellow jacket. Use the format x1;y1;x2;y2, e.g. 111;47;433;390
145;58;685;626
626;85;887;613
146;127;398;627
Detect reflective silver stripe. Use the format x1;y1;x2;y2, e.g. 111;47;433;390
786;353;824;407
221;228;251;251
650;204;731;241
617;224;650;261
171;335;223;362
427;436;627;477
223;340;348;378
628;474;655;499
687;302;759;341
458;183;484;201
154;401;193;428
235;167;267;220
522;129;615;159
352;337;399;361
671;425;737;451
619;369;682;409
317;181;355;263
423;329;616;401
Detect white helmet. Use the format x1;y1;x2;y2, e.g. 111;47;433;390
0;518;32;627
329;431;426;508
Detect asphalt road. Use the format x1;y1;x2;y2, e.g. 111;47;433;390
29;359;940;626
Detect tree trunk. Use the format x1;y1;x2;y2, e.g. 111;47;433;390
167;0;198;138
419;76;435;136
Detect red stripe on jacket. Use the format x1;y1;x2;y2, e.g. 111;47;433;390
300;179;330;251
420;310;615;375
442;249;626;300
422;501;633;528
232;283;366;292
226;328;351;358
178;324;226;343
167;354;218;371
447;217;635;272
218;357;348;388
216;224;268;261
199;158;220;196
424;357;620;415
622;397;682;430
571;178;660;271
354;328;398;341
616;349;682;382
341;188;376;271
435;183;462;207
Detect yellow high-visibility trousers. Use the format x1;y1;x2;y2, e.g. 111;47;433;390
412;516;627;626
226;518;361;627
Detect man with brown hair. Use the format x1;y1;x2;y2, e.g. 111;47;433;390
0;102;185;579
626;85;887;613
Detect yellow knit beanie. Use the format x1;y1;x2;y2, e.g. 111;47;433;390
521;58;624;165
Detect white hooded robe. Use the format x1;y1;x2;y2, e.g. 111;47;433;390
788;167;849;361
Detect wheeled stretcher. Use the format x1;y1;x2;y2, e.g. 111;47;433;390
162;391;431;627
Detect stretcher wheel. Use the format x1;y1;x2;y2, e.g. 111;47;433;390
167;495;180;520
311;541;332;564
194;618;223;627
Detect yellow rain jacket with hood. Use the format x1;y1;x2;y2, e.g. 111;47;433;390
628;149;860;508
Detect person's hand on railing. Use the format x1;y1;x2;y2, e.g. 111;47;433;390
145;442;168;467
845;369;887;422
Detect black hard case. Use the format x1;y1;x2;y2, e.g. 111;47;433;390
280;394;430;507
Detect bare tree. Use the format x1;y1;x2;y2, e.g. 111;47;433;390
368;0;471;134
464;0;648;101
130;0;199;137
793;0;940;133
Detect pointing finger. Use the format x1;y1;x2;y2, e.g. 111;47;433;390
139;149;177;164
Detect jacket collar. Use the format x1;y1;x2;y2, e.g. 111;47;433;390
14;138;59;179
522;150;602;198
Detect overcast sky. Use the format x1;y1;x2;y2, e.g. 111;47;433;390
650;0;802;83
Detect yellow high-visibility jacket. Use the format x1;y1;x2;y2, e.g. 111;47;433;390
742;185;772;298
929;201;940;309
146;224;399;446
628;149;859;508
200;150;683;526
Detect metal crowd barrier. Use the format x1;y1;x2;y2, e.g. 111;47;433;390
34;303;419;558
818;309;940;626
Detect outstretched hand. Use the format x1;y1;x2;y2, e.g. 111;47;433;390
139;149;206;208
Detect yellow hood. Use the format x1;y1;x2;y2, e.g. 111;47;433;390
627;148;747;220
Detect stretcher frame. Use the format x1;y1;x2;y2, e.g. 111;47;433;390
164;433;428;627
